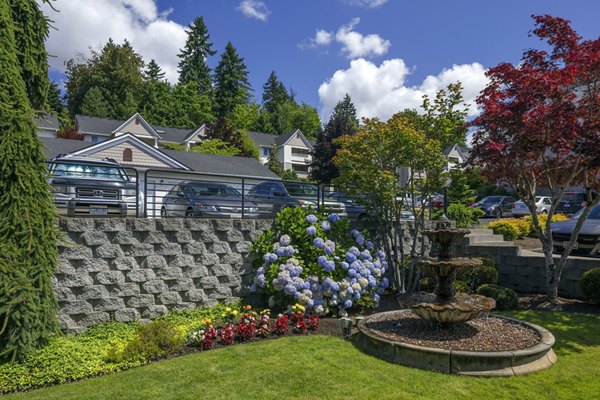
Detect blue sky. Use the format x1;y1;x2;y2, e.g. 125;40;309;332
42;0;600;121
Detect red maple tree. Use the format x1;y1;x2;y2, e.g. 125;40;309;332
469;15;600;300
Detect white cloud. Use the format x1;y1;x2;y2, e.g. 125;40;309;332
300;18;390;59
236;0;271;22
318;59;488;121
336;17;390;59
341;0;388;8
40;0;187;83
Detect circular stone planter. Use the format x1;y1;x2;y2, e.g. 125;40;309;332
354;310;556;376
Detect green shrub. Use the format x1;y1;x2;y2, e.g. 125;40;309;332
465;265;499;292
487;220;521;240
477;284;518;310
115;320;184;363
523;213;569;238
453;280;469;294
432;204;485;228
580;268;600;305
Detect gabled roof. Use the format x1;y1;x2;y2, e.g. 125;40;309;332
40;137;91;159
111;113;160;139
34;114;59;131
162;149;280;179
275;129;313;149
442;144;470;160
75;114;198;143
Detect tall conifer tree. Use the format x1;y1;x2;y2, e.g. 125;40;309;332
177;16;216;95
0;0;59;361
213;41;252;119
9;0;50;110
262;71;291;113
332;93;359;127
145;59;165;81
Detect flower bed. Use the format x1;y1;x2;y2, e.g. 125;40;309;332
250;207;389;316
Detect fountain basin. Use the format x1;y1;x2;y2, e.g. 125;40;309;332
401;293;496;325
354;310;556;376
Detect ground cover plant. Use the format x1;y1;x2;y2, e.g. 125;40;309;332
4;310;599;400
250;207;389;316
0;302;324;394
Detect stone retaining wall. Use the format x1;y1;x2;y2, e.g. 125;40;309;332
55;218;271;332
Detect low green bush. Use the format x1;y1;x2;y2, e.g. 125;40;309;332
453;280;469;294
580;268;600;305
432;204;485;228
465;265;499;292
112;320;184;363
477;284;518;310
487;220;521;241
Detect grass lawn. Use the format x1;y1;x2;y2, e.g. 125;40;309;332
6;310;600;400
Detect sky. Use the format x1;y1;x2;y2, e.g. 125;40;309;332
41;0;600;122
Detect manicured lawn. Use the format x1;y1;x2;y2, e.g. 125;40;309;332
6;310;600;400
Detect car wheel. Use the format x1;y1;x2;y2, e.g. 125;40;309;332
160;207;167;218
185;208;194;218
494;209;502;218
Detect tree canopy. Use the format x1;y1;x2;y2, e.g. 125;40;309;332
177;16;215;95
469;15;600;300
213;42;252;119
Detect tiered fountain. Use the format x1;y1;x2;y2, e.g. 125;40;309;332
353;217;557;376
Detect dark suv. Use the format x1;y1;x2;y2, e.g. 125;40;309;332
48;156;138;217
556;192;587;216
247;181;346;216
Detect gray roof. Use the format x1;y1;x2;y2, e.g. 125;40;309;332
163;149;280;179
76;114;196;143
34;114;59;131
248;131;278;147
442;144;470;159
40;137;92;159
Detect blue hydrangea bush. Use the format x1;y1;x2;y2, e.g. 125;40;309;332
250;207;389;316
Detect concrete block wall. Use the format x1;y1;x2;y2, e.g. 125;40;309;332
55;218;272;332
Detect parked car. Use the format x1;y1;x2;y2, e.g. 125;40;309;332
161;181;259;218
556;191;588;216
247;181;346;217
470;195;516;218
326;192;367;220
551;203;600;257
48;156;139;217
511;196;552;217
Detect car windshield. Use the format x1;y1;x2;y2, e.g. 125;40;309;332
50;162;129;181
481;196;502;204
188;184;241;197
282;182;318;198
561;193;585;202
571;204;600;220
535;197;542;203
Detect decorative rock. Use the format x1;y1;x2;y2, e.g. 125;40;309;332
199;253;220;266
61;300;93;315
128;218;156;232
157;218;184;232
62;246;93;260
174;231;193;243
200;276;220;288
213;219;233;231
254;219;272;231
110;283;141;297
186;289;207;302
115;308;140;322
184;242;205;255
199;230;219;242
80;312;111;327
81;258;110;272
114;232;139;245
221;253;243;266
126;294;155;308
126;243;154;257
80;231;109;246
226;230;244;242
155;267;183;280
113;256;138;271
59;272;93;287
233;219;254;231
96;271;126;285
168;278;194;292
61;218;95;232
211;264;233;277
169;254;195;269
94;297;126;312
143;255;168;270
211;242;230;254
127;269;155;283
182;266;209;279
78;285;109;300
235;241;252;253
143;231;168;244
54;286;75;302
154;243;182;256
95;219;126;232
142;279;169;294
208;286;232;300
95;244;124;259
142;305;168;319
159;291;182;305
184;219;210;231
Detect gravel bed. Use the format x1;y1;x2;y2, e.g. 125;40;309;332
364;311;541;352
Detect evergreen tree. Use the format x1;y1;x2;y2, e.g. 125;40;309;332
0;0;59;361
10;0;50;110
145;59;165;81
163;83;213;129
47;81;65;115
262;71;291;113
80;86;111;118
177;16;216;95
205;117;257;158
267;144;284;176
65;38;144;119
310;115;357;183
213;42;252;119
332;93;358;127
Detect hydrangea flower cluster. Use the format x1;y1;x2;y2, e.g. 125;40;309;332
251;211;389;316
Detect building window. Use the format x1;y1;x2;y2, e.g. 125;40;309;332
90;135;106;143
123;148;133;162
291;147;310;156
261;147;271;157
134;119;140;125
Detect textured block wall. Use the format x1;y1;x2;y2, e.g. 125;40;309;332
55;218;272;332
